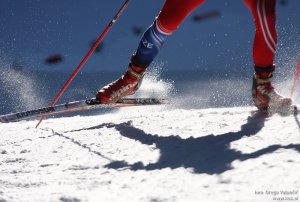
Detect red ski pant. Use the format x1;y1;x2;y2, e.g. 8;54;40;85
156;0;277;67
243;0;277;67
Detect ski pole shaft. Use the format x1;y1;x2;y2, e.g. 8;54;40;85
290;58;300;98
36;0;131;128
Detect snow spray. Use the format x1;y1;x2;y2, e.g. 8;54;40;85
0;65;46;113
290;58;300;98
133;64;175;99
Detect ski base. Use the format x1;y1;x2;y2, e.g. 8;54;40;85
0;98;169;123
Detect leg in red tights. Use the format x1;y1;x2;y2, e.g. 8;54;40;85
243;0;291;109
243;0;277;67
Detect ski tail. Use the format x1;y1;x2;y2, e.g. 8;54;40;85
0;98;169;123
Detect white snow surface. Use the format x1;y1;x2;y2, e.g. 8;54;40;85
1;105;300;202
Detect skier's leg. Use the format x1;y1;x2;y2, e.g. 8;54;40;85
97;0;205;103
243;0;291;109
134;0;206;66
243;0;277;67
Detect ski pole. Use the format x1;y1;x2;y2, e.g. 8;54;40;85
36;0;132;128
290;58;300;98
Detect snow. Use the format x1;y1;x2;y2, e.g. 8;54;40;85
1;105;300;202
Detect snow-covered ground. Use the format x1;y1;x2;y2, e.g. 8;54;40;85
1;104;300;202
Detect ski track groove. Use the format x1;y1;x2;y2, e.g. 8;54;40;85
41;128;113;161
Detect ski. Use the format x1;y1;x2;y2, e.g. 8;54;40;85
0;98;169;123
270;105;300;116
251;105;300;117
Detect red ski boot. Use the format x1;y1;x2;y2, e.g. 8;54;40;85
96;57;146;103
252;65;292;110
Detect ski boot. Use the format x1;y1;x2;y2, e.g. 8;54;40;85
96;56;147;103
252;65;292;111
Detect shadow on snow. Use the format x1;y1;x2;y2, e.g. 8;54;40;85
64;111;300;175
